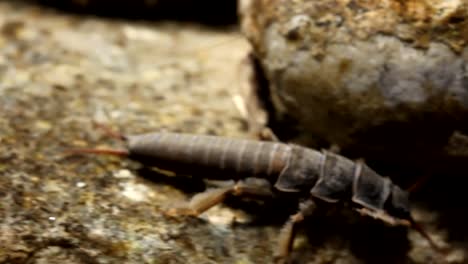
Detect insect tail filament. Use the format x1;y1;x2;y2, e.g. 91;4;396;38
65;148;129;157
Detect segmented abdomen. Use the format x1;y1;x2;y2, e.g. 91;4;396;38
126;133;292;180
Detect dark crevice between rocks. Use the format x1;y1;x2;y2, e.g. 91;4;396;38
248;53;304;144
410;166;468;249
26;0;238;26
292;204;411;264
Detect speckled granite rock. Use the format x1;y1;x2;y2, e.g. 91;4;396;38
0;1;466;264
240;0;468;170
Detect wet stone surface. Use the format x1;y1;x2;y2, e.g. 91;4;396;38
0;1;466;264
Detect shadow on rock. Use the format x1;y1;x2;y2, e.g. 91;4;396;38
27;0;238;25
136;166;413;263
411;157;468;250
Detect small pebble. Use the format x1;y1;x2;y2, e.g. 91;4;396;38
76;181;87;188
113;169;134;179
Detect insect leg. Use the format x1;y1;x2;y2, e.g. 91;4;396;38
328;143;341;154
257;127;280;142
65;147;129;157
164;178;274;217
275;199;317;264
92;122;127;141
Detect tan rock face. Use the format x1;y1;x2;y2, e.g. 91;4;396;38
240;0;468;168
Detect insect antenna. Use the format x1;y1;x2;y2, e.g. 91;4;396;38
92;121;127;141
406;173;431;193
406;173;449;255
62;123;129;158
409;217;449;255
65;148;129;157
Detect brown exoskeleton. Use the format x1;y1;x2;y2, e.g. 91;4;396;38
71;129;445;262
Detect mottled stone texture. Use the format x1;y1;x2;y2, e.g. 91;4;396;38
240;0;468;170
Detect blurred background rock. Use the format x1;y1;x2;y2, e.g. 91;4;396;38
32;0;238;25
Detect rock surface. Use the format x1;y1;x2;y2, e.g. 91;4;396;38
240;0;468;170
0;1;466;264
